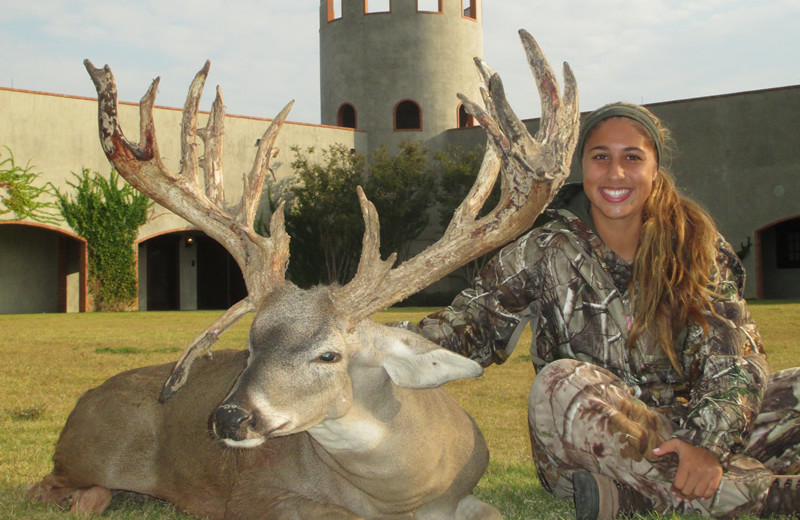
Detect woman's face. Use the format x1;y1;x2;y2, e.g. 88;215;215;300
581;117;658;230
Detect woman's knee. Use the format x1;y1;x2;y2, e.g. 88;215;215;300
531;358;584;394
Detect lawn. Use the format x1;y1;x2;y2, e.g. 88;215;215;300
1;301;797;519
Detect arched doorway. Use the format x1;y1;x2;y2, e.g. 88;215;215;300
757;216;800;299
138;231;246;311
0;223;87;314
195;235;247;310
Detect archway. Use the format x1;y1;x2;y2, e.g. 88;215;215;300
0;223;87;314
756;216;800;299
138;230;246;311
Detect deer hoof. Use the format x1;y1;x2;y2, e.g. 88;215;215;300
71;486;112;514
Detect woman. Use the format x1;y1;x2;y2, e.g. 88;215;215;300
406;102;800;518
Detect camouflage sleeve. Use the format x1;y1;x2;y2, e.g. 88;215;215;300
409;232;545;367
672;238;770;465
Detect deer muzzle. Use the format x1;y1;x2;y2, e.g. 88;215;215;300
213;404;261;446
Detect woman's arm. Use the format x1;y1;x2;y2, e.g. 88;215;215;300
672;238;770;464
404;231;547;367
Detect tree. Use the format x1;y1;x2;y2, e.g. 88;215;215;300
284;144;366;286
265;142;439;288
366;141;435;260
433;143;500;283
57;169;152;311
0;146;62;224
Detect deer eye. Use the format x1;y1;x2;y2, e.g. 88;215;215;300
317;352;341;363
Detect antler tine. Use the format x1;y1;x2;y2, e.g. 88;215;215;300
179;60;211;186
198;86;225;206
242;101;294;227
332;32;579;324
84;60;293;400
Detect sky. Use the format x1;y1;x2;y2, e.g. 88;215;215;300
2;1;799;125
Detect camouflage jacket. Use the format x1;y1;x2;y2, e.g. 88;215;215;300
412;184;769;464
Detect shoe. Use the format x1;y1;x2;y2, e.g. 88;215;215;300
762;475;800;517
573;471;653;520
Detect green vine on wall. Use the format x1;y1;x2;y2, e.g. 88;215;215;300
0;146;62;224
57;169;152;311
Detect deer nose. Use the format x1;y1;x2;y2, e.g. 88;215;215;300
213;404;253;441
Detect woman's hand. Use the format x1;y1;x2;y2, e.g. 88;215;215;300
652;438;723;502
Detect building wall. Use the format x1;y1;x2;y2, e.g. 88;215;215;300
0;86;367;313
0;87;367;242
2;73;798;310
646;87;800;299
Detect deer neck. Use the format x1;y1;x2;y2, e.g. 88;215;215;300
307;363;398;455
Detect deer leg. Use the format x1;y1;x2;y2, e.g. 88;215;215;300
454;494;503;520
26;474;112;514
71;486;113;514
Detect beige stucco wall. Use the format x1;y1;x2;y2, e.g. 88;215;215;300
0;86;367;313
0;87;366;240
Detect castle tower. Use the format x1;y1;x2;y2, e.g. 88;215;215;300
319;0;483;152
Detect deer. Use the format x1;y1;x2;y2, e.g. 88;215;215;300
26;30;578;519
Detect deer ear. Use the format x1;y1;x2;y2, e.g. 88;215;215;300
371;325;483;389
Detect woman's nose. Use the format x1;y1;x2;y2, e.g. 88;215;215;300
607;158;625;179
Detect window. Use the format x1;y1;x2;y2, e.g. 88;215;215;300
365;0;390;14
327;0;342;21
395;100;422;131
417;0;442;13
457;104;474;128
462;0;477;20
776;218;800;269
337;103;357;128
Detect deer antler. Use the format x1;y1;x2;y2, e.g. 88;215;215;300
84;60;292;401
332;30;580;323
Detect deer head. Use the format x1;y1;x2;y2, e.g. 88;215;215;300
83;28;579;420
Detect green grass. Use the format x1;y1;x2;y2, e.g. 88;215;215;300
1;301;797;519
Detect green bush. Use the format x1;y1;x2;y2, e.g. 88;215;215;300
57;169;151;311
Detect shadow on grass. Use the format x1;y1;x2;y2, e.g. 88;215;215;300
475;462;574;520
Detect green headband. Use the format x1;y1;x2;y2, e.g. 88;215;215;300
576;103;663;165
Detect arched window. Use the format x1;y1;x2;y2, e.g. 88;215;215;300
457;103;474;128
462;0;477;20
364;0;390;14
327;0;342;21
337;103;357;128
417;0;442;13
395;100;422;131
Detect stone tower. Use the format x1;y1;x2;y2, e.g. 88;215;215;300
319;0;483;152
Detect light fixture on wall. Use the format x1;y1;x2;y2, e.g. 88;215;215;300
185;236;194;248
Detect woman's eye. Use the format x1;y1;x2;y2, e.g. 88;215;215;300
317;352;340;363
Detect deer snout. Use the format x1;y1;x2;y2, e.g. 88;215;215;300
213;404;261;446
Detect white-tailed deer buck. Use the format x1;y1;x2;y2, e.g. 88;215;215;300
27;30;578;519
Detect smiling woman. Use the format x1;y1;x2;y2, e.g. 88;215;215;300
404;101;800;519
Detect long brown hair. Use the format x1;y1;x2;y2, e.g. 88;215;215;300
621;108;721;373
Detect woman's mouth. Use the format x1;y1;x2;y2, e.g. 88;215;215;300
600;187;632;202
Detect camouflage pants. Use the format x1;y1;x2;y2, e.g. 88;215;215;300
528;359;800;518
